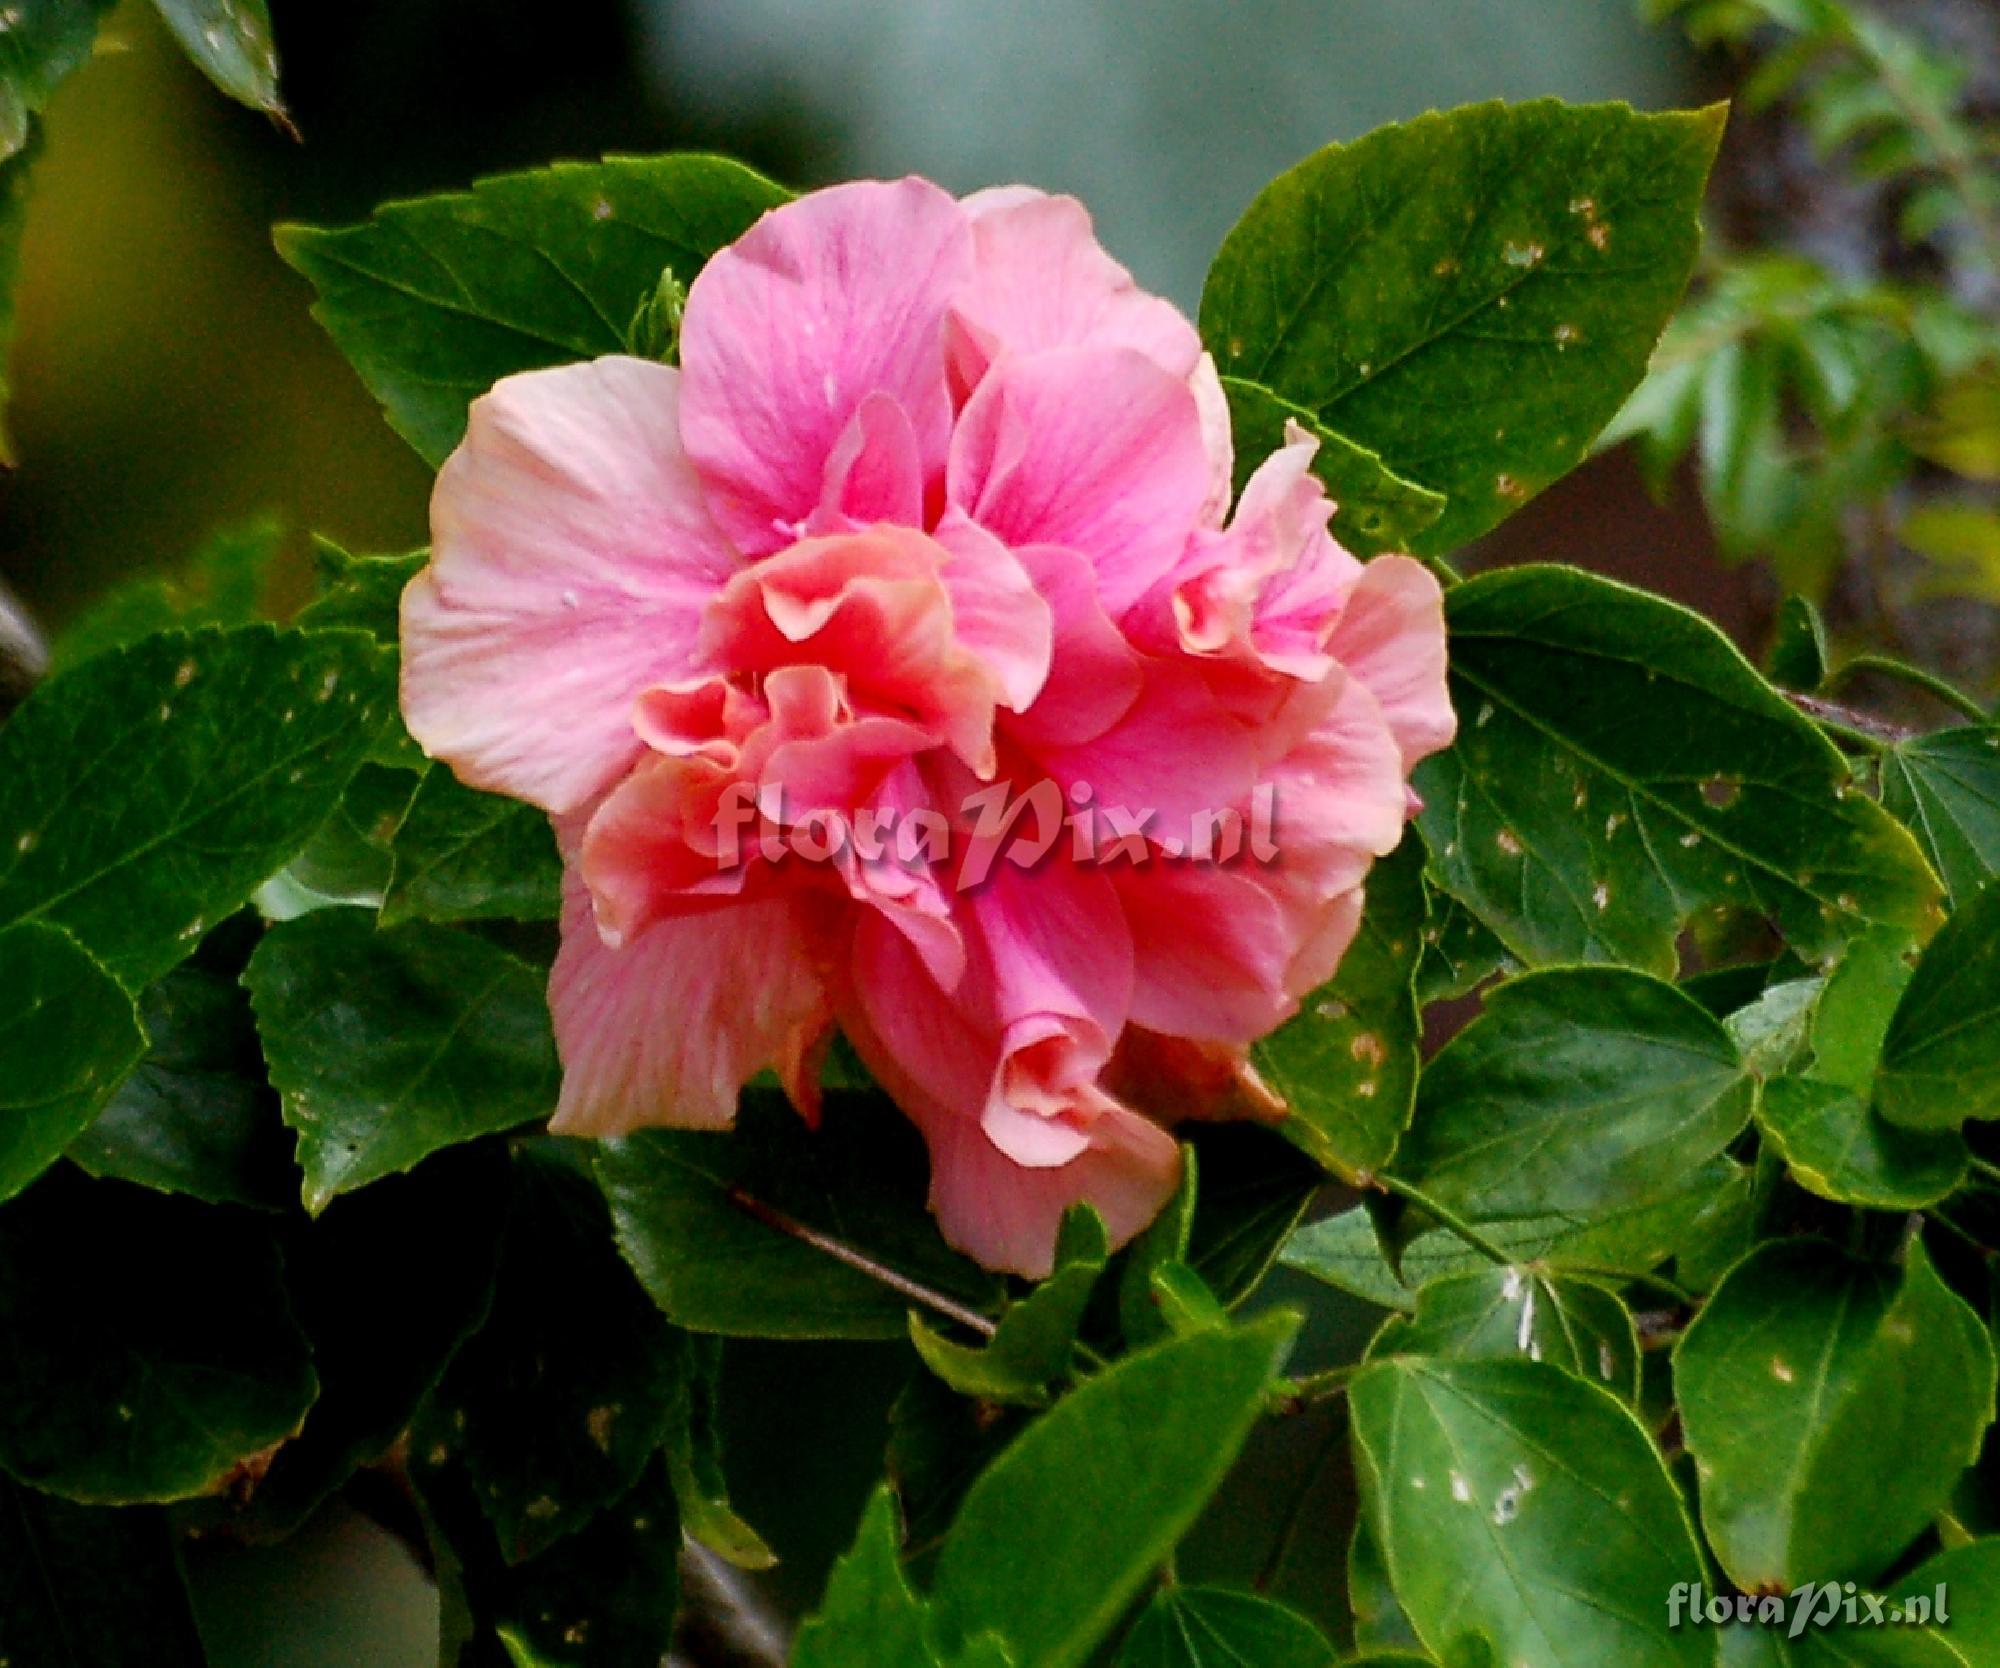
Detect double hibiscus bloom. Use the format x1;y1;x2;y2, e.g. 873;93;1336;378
401;178;1453;1275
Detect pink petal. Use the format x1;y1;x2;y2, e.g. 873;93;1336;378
907;1089;1183;1278
948;345;1211;618
404;357;736;814
933;509;1054;714
811;392;926;532
946;189;1201;398
678;178;973;554
1111;863;1294;1043
549;869;828;1135
1326;555;1457;772
1002;544;1144;751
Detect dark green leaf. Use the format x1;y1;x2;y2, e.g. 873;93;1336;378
0;920;145;1203
278;156;790;465
1396;967;1754;1221
381;767;561;926
927;1315;1298;1668
595;1088;1002;1340
0;1480;205;1667
246;909;559;1212
0;1169;317;1503
659;1330;774;1569
1881;728;2000;908
0;625;391;989
1368;1265;1642;1403
413;1144;682;1564
1768;594;1831;691
1879;879;2000;1131
1416;565;1939;972
794;1487;939;1668
1202;99;1723;552
1118;1155;1198;1348
1113;1586;1338;1668
910;1207;1108;1406
1760;1078;1967;1209
1350;1356;1709;1667
1675;1238;1997;1589
1218;378;1445;556
66;960;294;1210
1183;1122;1324;1306
419;1446;680;1668
222;1144;508;1540
149;0;282;117
1413;882;1514;1005
1281;1160;1738;1311
1348;1517;1424;1657
295;540;425;640
53;518;281;673
0;126;37;461
1253;836;1423;1181
885;1367;1028;1565
0;1;110;161
1888;1540;2000;1661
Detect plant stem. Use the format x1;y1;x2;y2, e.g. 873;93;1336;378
1781;689;1909;749
1373;1174;1516;1266
724;1186;998;1338
1559;1262;1700;1308
1828;654;1988;723
1967;1154;2000;1189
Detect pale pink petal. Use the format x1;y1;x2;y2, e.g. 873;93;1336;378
811;392;925;532
549;870;828;1135
404;357;735;814
678;178;972;553
932;509;1054;714
948;346;1211;617
1326;555;1457;771
1002;544;1143;751
1190;351;1235;528
946;189;1201;397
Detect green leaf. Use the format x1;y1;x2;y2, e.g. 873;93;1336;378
1201;99;1724;553
413;1144;684;1565
1758;1077;1967;1209
1415;565;1940;972
0;1480;205;1667
794;1487;939;1668
1414;882;1514;1005
1878;878;2000;1131
1281;1161;1738;1311
1118;1155;1199;1348
0;920;145;1203
1253;835;1423;1181
380;766;562;926
1395;966;1754;1221
0;625;391;989
1368;1265;1642;1404
1348;1517;1425;1657
1113;1586;1338;1668
0;1;110;161
1881;728;2000;909
595;1088;1002;1339
1352;1355;1708;1668
220;1143;508;1540
0;1169;317;1503
278;155;790;465
910;1207;1108;1406
66;959;295;1210
659;1330;774;1569
295;540;426;640
53;517;282;673
148;0;282;117
885;1368;1029;1565
245;909;559;1212
1675;1237;1997;1589
1768;594;1831;690
1183;1123;1324;1306
418;1447;680;1668
1218;378;1445;556
1889;1540;2000;1661
1756;933;1967;1207
927;1315;1298;1668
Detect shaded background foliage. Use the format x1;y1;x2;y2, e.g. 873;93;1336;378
11;3;1998;1665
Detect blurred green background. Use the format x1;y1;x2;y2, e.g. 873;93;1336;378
5;3;1699;1662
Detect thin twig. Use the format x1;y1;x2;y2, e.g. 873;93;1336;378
1781;689;1911;748
1373;1174;1516;1267
724;1187;998;1338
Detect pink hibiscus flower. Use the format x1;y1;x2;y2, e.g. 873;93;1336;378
400;176;1453;1277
